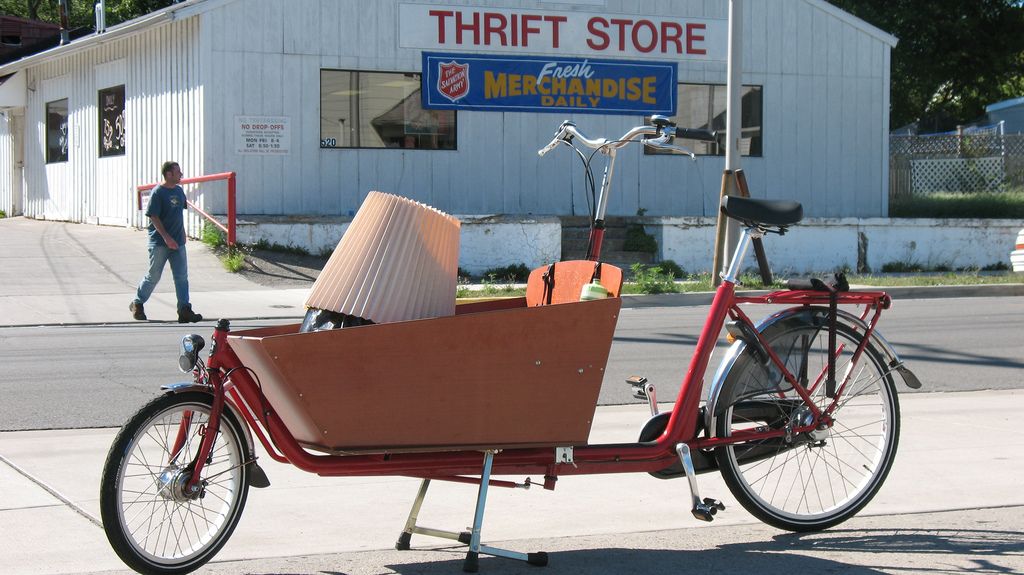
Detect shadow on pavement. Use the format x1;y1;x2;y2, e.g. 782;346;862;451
775;526;1024;556
369;527;1024;575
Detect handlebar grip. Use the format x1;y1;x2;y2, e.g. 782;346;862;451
537;141;559;157
674;128;717;142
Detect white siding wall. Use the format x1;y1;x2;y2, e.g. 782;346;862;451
9;0;891;224
0;111;11;215
21;17;205;231
199;0;892;219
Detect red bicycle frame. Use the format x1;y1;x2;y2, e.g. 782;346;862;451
184;275;890;487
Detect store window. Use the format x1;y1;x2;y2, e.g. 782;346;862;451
45;98;69;163
98;85;126;158
647;83;762;157
320;70;456;150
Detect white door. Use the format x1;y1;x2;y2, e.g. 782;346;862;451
95;60;128;226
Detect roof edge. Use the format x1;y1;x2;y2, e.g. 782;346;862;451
987;96;1024;113
804;0;899;48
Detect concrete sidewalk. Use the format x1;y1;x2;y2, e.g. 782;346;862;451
0;390;1021;574
0;217;307;326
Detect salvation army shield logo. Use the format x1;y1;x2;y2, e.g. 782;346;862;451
437;61;469;102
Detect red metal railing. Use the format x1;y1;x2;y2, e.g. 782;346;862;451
136;171;237;246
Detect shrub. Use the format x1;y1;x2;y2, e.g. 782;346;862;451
881;261;924;273
630;263;679;294
624;224;657;253
481;263;531;282
657;259;686;279
249;238;310;256
981;262;1010;272
0;209;6;218
201;223;225;248
222;249;246;273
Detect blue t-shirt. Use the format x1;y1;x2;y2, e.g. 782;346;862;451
145;185;187;247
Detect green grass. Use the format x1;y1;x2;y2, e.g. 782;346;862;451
222;250;246;273
0;209;7;218
846;271;1023;287
481;263;530;283
890;190;1024;218
456;283;525;298
452;267;1024;300
252;238;311;256
201;223;225;248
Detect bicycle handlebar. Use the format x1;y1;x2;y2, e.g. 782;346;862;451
537;117;715;159
535;116;713;228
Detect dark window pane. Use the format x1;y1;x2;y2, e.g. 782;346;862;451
46;98;68;163
646;83;762;157
320;70;456;150
98;85;126;158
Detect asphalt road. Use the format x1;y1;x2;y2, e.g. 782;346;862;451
1;295;1022;431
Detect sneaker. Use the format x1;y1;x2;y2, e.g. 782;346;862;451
129;301;147;321
177;304;203;324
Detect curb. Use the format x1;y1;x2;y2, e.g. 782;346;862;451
2;284;1021;329
619;283;1024;308
0;314;302;330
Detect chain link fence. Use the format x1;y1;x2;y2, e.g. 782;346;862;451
890;133;1024;200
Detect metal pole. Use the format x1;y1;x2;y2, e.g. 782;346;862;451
95;1;107;34
722;0;744;277
713;0;744;285
58;0;71;44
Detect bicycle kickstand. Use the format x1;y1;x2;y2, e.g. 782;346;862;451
675;443;726;522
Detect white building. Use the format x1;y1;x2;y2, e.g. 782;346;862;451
0;0;905;272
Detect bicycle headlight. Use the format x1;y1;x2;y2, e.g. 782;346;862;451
178;334;206;372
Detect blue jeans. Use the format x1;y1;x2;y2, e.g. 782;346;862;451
135;243;190;310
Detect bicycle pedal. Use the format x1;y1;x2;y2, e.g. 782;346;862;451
703;497;726;511
691;505;715;522
625;375;649;399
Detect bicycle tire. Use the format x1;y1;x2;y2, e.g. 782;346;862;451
713;316;900;532
100;391;250;574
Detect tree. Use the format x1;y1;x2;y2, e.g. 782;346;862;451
828;0;1024;132
0;0;176;29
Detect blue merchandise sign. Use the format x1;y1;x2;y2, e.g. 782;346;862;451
422;52;676;115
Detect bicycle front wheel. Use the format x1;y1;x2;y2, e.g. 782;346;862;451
713;317;900;532
100;391;250;574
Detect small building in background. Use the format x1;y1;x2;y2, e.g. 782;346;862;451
987;97;1024;135
0;16;61;62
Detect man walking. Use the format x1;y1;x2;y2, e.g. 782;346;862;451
129;161;203;323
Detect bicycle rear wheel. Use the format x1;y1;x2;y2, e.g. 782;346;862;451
100;391;250;574
713;317;900;531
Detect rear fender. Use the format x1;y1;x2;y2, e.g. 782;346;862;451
705;306;921;438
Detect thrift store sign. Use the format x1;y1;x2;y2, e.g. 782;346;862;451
422;52;677;115
400;4;727;61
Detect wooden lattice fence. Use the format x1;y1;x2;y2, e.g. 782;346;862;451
890;134;1024;200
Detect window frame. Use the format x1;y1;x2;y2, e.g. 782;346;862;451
319;69;458;151
45;98;69;164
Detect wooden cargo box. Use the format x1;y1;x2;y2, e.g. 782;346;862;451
227;297;621;453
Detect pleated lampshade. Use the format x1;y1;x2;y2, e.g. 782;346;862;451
305;191;461;324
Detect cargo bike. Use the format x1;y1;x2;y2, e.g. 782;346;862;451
100;118;922;574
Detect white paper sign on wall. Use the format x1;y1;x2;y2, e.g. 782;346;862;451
236;116;291;155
